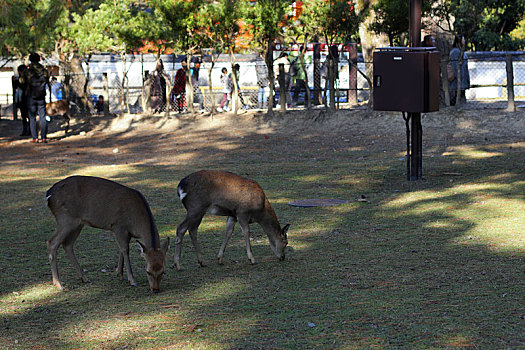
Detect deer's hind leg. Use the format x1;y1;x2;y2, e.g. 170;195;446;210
63;113;70;134
174;210;205;270
47;217;84;290
62;224;88;283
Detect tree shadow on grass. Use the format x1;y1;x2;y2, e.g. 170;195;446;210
0;115;523;348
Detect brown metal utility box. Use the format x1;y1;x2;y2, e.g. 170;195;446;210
373;47;440;113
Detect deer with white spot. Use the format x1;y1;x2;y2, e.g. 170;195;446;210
174;170;289;270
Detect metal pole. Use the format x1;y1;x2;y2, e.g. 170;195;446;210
408;0;423;180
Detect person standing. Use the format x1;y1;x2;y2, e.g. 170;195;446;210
449;35;470;106
13;64;30;136
191;60;205;112
273;52;292;107
255;58;269;109
150;59;167;113
217;67;232;112
173;60;188;113
291;53;307;107
232;63;247;111
20;53;50;143
421;34;435;47
50;76;63;102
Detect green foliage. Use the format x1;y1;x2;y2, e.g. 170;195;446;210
303;0;361;45
244;0;291;51
193;0;243;55
448;0;525;50
0;0;64;57
68;6;118;54
369;0;433;46
369;0;408;46
510;16;525;40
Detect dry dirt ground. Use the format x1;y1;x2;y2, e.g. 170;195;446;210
0;107;524;169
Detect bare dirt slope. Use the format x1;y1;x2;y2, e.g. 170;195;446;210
0;107;523;168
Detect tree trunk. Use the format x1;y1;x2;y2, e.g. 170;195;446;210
299;51;311;109
119;52;126;115
228;49;240;115
83;54;92;115
265;43;275;116
328;58;336;111
186;55;195;115
356;0;389;82
279;63;286;112
67;55;90;115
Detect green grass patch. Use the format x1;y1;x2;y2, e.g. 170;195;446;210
0;127;523;349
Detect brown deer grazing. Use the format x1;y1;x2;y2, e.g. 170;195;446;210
174;170;289;270
46;100;70;134
46;175;169;292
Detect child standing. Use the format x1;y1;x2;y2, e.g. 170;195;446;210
217;67;232;112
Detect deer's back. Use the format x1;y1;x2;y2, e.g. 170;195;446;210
46;100;69;116
178;170;267;213
47;176;151;231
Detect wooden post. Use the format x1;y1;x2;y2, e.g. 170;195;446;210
103;73;109;117
506;54;516;112
328;58;336;110
313;43;322;105
441;59;451;106
348;43;358;105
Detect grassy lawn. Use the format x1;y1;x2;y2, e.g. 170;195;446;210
0;111;523;349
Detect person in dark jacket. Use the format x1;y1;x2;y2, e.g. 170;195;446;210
12;64;30;136
20;53;50;143
172;60;188;113
449;35;470;106
150;59;167;113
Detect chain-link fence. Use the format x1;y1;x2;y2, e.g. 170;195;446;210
84;52;525;114
80;59;374;115
3;51;524;119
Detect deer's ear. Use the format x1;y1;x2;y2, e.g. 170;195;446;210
282;224;290;238
137;241;146;257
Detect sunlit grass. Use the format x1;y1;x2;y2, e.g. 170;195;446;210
443;146;504;159
0;114;523;349
0;284;60;316
382;182;524;251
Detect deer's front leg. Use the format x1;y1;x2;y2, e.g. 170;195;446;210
217;216;237;265
238;219;256;265
113;230;137;287
116;252;124;279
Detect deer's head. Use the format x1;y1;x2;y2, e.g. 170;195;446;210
269;224;289;261
139;238;170;293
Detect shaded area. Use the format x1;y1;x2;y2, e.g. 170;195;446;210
0;108;524;349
